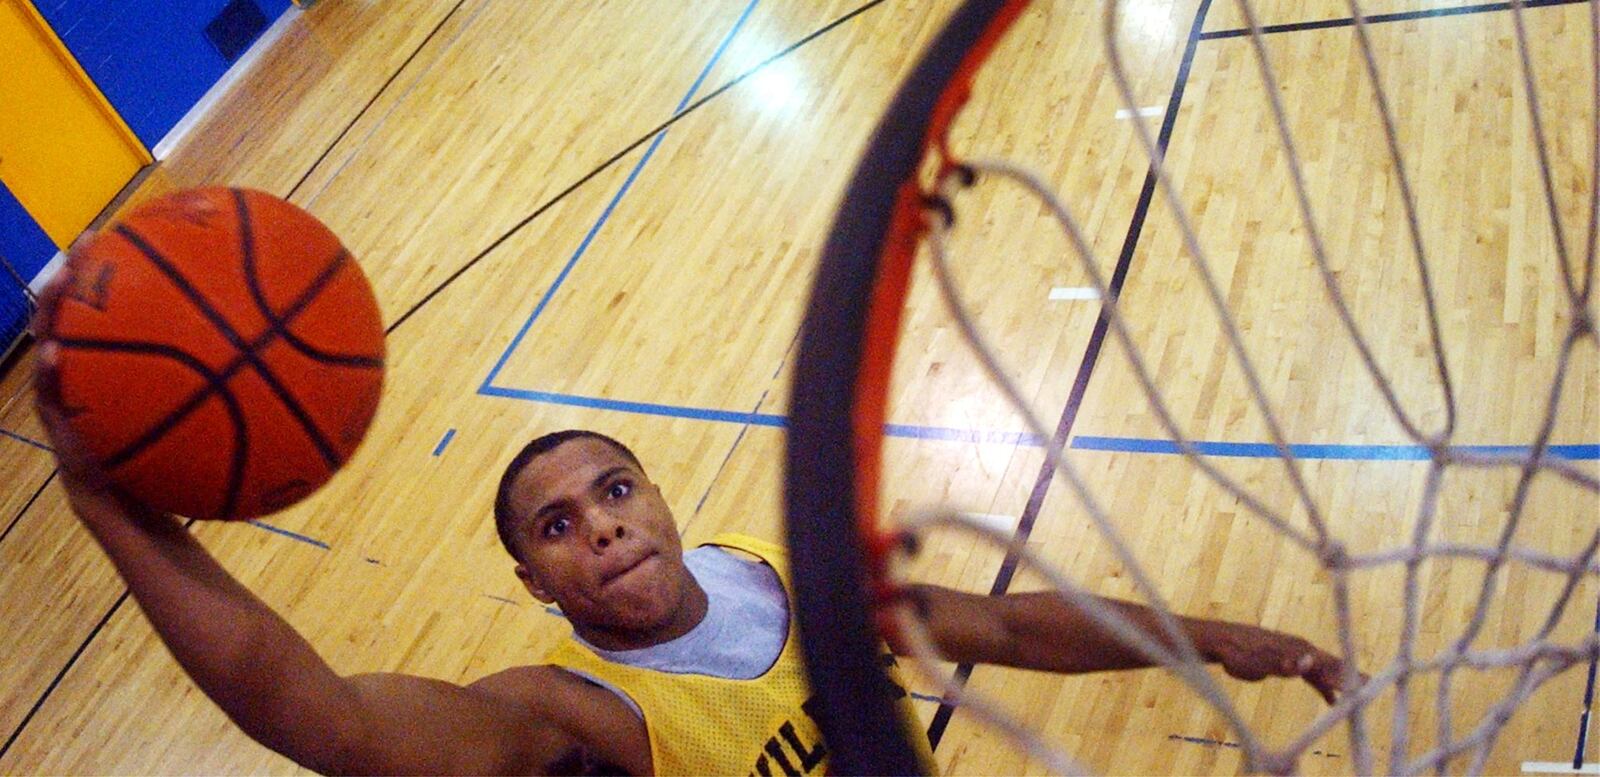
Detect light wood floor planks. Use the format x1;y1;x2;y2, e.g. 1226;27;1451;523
1;0;1595;773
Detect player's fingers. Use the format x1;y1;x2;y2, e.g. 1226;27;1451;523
35;338;63;387
1311;655;1354;705
33;356;69;442
32;343;74;437
30;350;113;492
1298;654;1336;703
1283;652;1311;676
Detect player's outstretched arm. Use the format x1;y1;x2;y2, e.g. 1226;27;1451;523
902;584;1353;704
33;345;593;775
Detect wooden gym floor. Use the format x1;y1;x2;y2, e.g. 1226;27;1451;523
1;0;1596;773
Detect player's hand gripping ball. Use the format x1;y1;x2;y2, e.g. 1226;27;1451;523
34;187;385;520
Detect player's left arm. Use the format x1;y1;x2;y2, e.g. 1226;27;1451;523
898;584;1352;703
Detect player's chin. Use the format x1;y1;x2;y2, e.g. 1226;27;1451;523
598;598;679;633
598;583;683;631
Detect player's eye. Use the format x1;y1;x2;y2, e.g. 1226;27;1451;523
542;517;570;538
607;481;632;500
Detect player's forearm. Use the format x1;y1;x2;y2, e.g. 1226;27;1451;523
71;488;360;767
911;585;1235;673
996;592;1235;673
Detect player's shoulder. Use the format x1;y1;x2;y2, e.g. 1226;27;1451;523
471;664;644;733
469;665;651;774
469;664;606;710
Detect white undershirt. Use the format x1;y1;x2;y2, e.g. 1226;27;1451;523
563;545;790;716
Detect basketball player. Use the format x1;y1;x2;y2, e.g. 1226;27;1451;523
35;349;1350;775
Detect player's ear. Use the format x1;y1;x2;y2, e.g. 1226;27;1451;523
515;562;555;604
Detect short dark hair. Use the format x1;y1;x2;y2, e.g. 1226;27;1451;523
493;430;644;561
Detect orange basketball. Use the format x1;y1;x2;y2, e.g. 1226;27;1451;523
36;187;384;520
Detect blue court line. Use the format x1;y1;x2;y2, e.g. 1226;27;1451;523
482;384;787;425
479;0;760;393
432;428;457;456
248;520;331;550
479;383;1600;460
1070;436;1600;461
0;428;52;453
457;0;1593;464
886;424;1044;446
480;383;1057;444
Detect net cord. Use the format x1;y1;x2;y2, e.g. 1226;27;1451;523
924;142;1599;769
893;510;1600;770
924;210;1271;767
907;0;1600;754
1126;0;1595;768
891;594;1085;775
1432;0;1600;767
1102;0;1378;751
877;0;1596;771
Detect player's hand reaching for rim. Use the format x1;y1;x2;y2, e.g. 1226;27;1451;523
1194;621;1362;704
905;584;1365;705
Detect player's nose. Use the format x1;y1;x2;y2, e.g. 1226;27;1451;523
586;507;626;551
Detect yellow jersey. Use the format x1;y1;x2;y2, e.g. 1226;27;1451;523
544;533;934;775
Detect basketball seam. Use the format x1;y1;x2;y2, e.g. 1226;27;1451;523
50;337;251;517
232;189;384;368
112;223;343;471
86;340;233;468
73;241;363;489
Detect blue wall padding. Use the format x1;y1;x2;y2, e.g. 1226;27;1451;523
0;182;57;345
0;183;56;281
33;0;292;148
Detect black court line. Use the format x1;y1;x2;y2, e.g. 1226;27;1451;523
0;428;51;452
1168;733;1342;758
0;471;55;549
1575;592;1600;767
1200;0;1587;39
0;588;132;762
925;0;1219;749
0;513;199;762
284;0;471;202
686;326;805;527
384;0;891;336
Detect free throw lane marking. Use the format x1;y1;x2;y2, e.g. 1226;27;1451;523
1049;286;1101;301
963;512;1021;534
1114;105;1163;119
1522;763;1600;774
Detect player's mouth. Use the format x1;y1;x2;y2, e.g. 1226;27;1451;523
600;551;658;587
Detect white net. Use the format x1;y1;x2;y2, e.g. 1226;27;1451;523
885;0;1600;773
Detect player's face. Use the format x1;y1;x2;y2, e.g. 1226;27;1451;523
507;438;696;644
